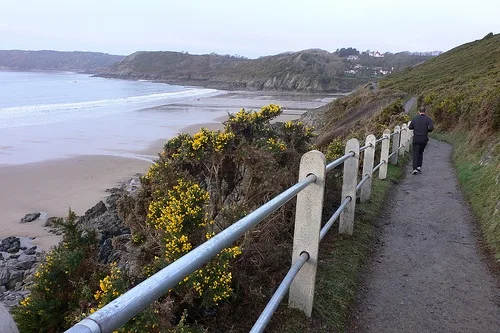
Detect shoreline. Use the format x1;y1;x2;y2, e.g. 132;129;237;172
0;155;152;249
0;90;337;250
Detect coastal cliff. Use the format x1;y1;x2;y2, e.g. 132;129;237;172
97;49;431;93
97;49;350;92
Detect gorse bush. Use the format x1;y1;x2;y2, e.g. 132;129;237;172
16;104;316;332
145;179;241;307
121;104;315;331
369;99;410;136
13;211;104;332
118;104;318;331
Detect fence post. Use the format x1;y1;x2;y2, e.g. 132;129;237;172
399;124;407;157
360;134;375;203
405;121;411;153
339;138;359;235
379;129;391;179
390;126;400;165
288;150;326;317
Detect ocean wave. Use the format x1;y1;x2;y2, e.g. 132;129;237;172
0;88;221;118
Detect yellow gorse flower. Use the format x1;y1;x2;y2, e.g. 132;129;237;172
145;178;241;306
90;262;123;313
266;137;287;152
228;104;282;125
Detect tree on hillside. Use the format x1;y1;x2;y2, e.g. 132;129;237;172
335;47;360;57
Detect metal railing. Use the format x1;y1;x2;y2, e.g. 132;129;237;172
66;122;413;333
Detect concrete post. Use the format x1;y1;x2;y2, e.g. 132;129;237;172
0;304;19;333
339;138;359;235
399;124;407;157
406;121;413;153
405;121;411;153
379;129;391;180
289;150;326;317
390;126;400;165
360;134;376;203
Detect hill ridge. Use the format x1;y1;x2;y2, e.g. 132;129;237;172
96;49;433;93
0;50;125;73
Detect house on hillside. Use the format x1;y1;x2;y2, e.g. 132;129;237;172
347;55;359;61
369;51;384;58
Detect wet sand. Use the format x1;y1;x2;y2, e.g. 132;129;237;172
0;91;338;249
0;156;152;249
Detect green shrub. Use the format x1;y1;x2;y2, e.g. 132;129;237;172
13;211;103;332
118;104;316;331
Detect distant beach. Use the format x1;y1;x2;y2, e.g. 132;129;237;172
0;71;338;249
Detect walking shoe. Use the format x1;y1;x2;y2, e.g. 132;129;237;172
412;170;418;175
417;167;422;173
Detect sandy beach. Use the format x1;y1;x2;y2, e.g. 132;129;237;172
0;91;337;250
0;156;152;248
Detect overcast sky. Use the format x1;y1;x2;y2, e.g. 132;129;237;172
0;0;498;58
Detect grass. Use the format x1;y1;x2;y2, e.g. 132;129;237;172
379;32;499;262
431;131;500;261
380;32;500;137
266;35;500;331
267;160;407;332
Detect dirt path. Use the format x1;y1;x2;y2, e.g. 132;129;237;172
404;97;417;113
349;139;500;332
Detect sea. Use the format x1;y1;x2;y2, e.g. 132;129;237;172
0;71;225;165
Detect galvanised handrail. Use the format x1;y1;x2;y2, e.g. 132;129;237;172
373;159;386;173
326;151;355;172
359;142;373;152
356;174;371;191
67;175;317;333
320;196;352;241
66;122;414;333
249;251;310;333
250;125;413;331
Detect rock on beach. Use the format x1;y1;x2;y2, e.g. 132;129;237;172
20;213;41;223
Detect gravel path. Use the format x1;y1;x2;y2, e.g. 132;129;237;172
349;139;500;332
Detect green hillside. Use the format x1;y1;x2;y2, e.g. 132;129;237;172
97;49;433;92
381;32;500;137
382;33;500;259
311;33;500;259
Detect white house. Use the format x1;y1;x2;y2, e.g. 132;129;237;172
369;51;384;58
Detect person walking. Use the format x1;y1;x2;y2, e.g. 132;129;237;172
409;106;434;174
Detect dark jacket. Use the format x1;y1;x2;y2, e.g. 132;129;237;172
409;114;434;143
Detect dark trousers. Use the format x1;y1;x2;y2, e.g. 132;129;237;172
412;138;428;170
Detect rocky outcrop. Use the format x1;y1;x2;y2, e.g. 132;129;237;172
0;237;21;254
76;175;142;264
0;237;42;308
0;174;144;309
20;213;40;223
